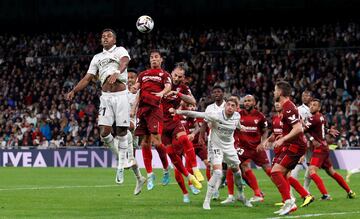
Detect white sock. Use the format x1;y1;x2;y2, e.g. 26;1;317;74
303;168;311;192
127;131;135;163
116;135;128;170
234;170;245;195
132;164;142;180
205;169;222;204
291;164;303;179
350;168;360;174
102;133;118;156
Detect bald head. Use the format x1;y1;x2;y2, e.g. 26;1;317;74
243;95;256;111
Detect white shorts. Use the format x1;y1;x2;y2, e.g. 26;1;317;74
98;91;130;127
211;144;240;168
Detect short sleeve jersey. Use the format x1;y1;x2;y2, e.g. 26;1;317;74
163;83;192;120
206;110;241;150
305;112;328;151
87;45;130;86
282;100;307;148
271;113;283;154
136;68;171;107
238;109;268;149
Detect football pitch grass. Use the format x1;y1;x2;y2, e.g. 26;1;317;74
0;168;359;219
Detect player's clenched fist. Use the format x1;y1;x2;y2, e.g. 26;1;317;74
66;90;75;100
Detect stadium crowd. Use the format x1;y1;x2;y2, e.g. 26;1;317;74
0;22;359;148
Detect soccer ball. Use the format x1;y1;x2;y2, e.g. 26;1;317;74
136;15;154;33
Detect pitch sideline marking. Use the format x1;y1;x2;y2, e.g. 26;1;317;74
265;211;360;219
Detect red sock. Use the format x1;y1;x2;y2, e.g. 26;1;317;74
178;135;197;168
141;146;152;173
331;172;351;193
245;169;262;196
288;176;309;198
271;171;291;202
174;168;188;194
226;169;234;195
155;143;169;170
167;145;189;176
206;165;211;181
185;156;194;186
242;172;251;188
310;173;328;195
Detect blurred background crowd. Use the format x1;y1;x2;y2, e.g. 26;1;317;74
0;22;359;149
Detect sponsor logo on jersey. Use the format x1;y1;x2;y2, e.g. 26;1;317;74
241;126;258;132
143;75;162;82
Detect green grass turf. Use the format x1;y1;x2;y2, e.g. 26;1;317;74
0;167;358;219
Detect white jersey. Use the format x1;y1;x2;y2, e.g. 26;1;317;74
204;100;226;138
128;90;138;125
87;45;131;86
205;110;241;150
205;100;226;114
177;109;241;167
180;110;240;150
298;103;311;120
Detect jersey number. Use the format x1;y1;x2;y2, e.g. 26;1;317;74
236;148;245;156
99;107;106;116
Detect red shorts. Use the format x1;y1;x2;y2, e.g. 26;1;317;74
272;146;286;166
310;149;332;169
135;105;163;136
161;119;186;146
238;146;270;166
194;143;207;161
276;144;306;170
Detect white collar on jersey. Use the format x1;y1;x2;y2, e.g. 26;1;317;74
102;45;116;53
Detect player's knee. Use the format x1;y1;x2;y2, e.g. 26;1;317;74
213;169;223;178
241;162;250;170
151;134;161;146
100;126;112;137
140;140;149;148
116;127;128;137
308;166;316;175
326;167;335;176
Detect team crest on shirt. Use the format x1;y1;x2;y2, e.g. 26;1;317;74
288;114;297;122
159;72;164;76
254;119;258;124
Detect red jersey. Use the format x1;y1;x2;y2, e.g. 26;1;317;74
162;83;192;120
281;100;307;148
136;68;171;107
238;109;268;149
180;116;204;144
305;112;328;151
271;113;283;155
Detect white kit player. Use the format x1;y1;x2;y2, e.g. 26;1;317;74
198;86;226;199
171;97;252;210
115;69;146;195
291;90;312;192
66;29;145;195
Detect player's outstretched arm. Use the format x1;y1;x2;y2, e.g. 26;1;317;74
66;73;94;100
166;91;196;105
177;110;205;118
